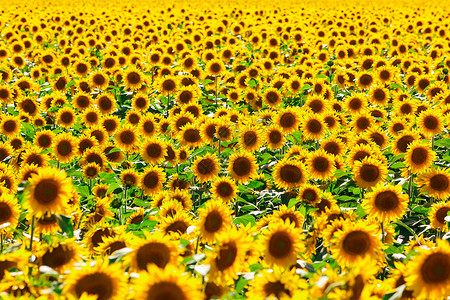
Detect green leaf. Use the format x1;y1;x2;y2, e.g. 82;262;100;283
233;215;255;226
133;198;149;207
203;79;214;85
288;197;301;209
235;277;249;293
107;182;121;194
106;148;121;155
56;214;74;238
390;83;405;91
66;80;76;88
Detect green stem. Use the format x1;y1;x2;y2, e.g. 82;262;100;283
381;222;385;243
234;200;239;217
29;216;35;252
408;170;414;202
1;233;3;253
215;76;218;107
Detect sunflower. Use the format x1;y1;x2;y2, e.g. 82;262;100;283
132;92;150;112
429;202;450;231
301;114;326;141
418;168;450;200
368;85;389;106
123;66;145;90
73;61;90;77
0;168;17;193
321;136;346;157
206;59;225;76
53;133;77;164
25;167;72;217
405;140;436;174
132;264;203;300
115;124;138;152
81;107;100;127
273;159;307;190
418;109;444;138
90;71;109;90
330;220;383;268
0;115;20;137
0;142;13;163
307;149;336;181
170;111;194;133
392;130;420;155
207;227;252;284
404;241;450;300
140;138;167;165
95;232;133;256
228;152;258;183
82;148;107;170
76;135;99;156
200;118;218;144
179;123;203;148
63;259;127;300
138;114;159;138
271;205;304;229
193;154;220;183
95;92;116;115
263;87;282;108
92;183;112;200
128;231;178;271
210;177;238;203
159;76;178;95
265;125;286;150
82;163;100;179
20;145;49;168
55;107;77;129
158;211;194;238
259;221;303;268
72;92;92;111
127;208;145;225
100;115;120;135
362;183;408;223
353;157;388;190
0;193;20;233
38;238;83;273
275;108;300;134
121;169;139;187
246;268;307;300
197;200;233;244
83;225;117;252
140;166;166;195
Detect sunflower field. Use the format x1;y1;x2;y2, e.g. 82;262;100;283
1;0;450;298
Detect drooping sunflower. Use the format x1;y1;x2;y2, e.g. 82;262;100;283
197;200;233;244
330;220;383;268
207;227;252;285
307;149;336;181
429;202;450;231
140;166;166;196
63;259;127;300
362;183;409;223
127;231;178;271
352;157;388;190
25;167;72;217
140;138;167;165
210;176;238;203
259;221;303;268
132;264;203;300
273;159;307;190
417;168;450;200
192;154;220;183
52;133;77;164
228;152;258;183
405;140;436;174
404;241;450;300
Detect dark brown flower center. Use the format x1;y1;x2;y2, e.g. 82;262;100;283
136;242;171;270
342;230;371;256
269;231;293;259
420;252;450;283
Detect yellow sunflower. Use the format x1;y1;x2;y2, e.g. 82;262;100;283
417;168;450;200
192;153;220;183
25;167;72;217
140;138;167;165
140;166;166;196
63;259;127;300
404;241;450;300
131;264;203;300
228;152;258;183
306;149;336;181
362;183;409;223
197;199;233;244
352;157;388;190
210;176;238;203
0;193;20;233
429;202;450;231
273;159;307;190
405;140;436;174
259;221;303;268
